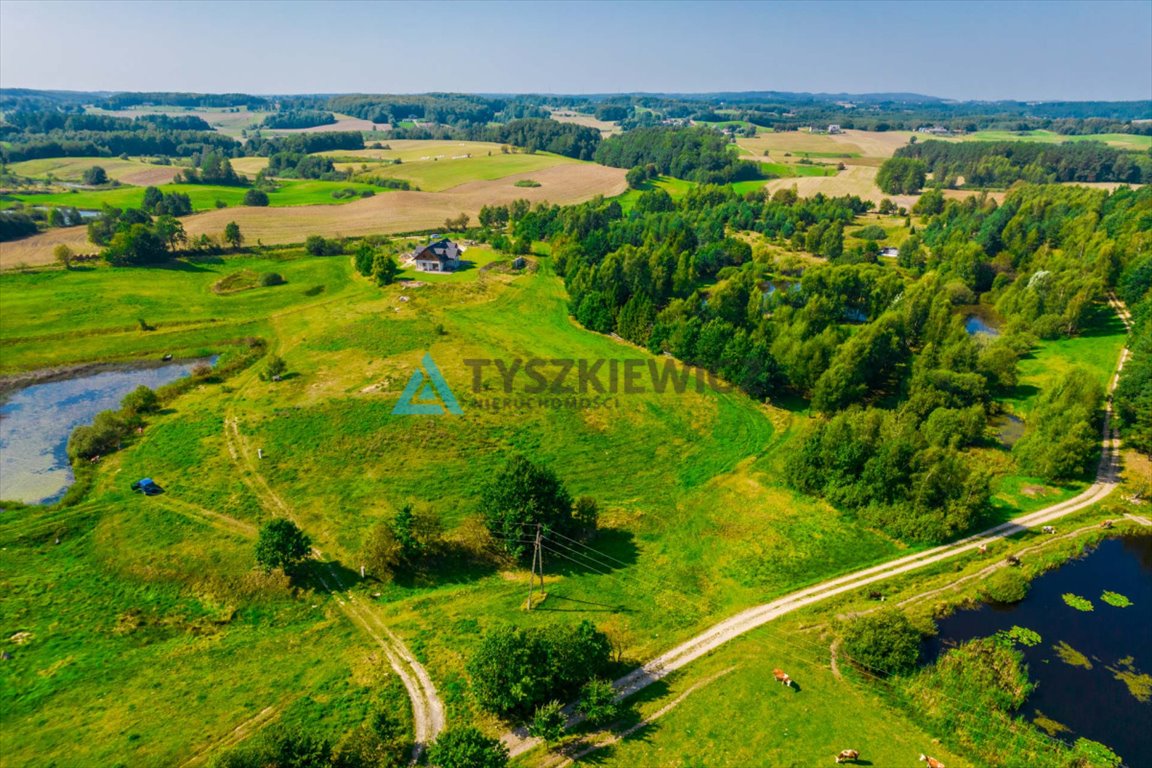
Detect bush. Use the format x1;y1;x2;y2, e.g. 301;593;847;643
528;701;567;743
841;609;925;675
427;727;508;768
260;272;285;287
305;235;344;256
243;188;270;206
854;224;887;241
255;519;311;572
261;355;287;381
467;620;611;717
577;677;620;727
82;165;108;185
121;385;160;415
66;410;126;460
980;567;1030;603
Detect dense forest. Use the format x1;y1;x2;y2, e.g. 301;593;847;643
470;182;1149;542
884;139;1152;190
0;110;238;162
260;110;337;129
594;126;759;183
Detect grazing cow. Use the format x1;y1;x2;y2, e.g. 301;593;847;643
1042;525;1056;534
772;668;793;687
867;590;885;601
919;755;945;768
1101;519;1114;529
835;748;860;763
978;543;988;554
1006;554;1021;566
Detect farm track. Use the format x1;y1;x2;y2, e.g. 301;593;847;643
504;299;1135;758
178;702;286;768
222;411;445;757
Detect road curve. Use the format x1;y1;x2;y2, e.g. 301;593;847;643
505;301;1132;757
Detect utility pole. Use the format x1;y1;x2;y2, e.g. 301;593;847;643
525;523;543;610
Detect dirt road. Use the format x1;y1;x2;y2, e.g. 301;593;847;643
504;301;1133;757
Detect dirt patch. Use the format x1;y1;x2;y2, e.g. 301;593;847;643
118;166;183;186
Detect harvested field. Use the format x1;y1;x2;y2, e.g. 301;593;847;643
7;157;182;186
229;157;271;176
547;108;621;135
319;140;509;164
337;151;579;192
759;164;1003;208
736;131;865;158
264;113;379;134
180;163;626;244
0;227;93;270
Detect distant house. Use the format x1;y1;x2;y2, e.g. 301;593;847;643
880;247;900;258
411;239;462;272
827;124;842;134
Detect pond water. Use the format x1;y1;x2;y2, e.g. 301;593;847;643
963;308;1001;337
924;537;1152;765
992;412;1026;447
0;360;211;505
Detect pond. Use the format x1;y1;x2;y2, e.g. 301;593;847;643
924;536;1152;765
962;306;1001;337
991;412;1026;447
0;360;212;505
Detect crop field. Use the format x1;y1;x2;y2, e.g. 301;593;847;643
7;156;184;186
319;140;514;164
337;151;581;192
958;129;1152;150
176;163;627;245
86;105;264;137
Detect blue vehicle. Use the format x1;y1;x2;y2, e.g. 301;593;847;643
130;478;162;496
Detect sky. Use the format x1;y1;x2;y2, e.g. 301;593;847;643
1;0;1150;101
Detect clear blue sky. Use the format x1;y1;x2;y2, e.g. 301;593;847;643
2;0;1150;101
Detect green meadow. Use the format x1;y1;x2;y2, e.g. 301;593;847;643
3;179;384;213
0;238;1126;764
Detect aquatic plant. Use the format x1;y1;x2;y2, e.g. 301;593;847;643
1061;593;1094;611
1100;590;1133;608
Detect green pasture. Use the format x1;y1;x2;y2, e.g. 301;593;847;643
3;179;384;212
958;130;1151;151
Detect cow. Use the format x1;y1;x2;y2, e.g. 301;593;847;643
978;543;988;554
834;748;860;763
1006;554;1021;566
919;755;945;768
772;668;793;687
1101;519;1114;529
1042;525;1056;534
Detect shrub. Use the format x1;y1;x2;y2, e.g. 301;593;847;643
980;567;1030;603
528;701;567;743
260;272;285;287
121;385;160;415
577;677;620;727
305;235;344;256
427;727;508;768
82;165;108;185
261;355;287;381
854;224;887;241
243;188;270;206
66;410;126;460
468;620;611;717
841;609;925;675
255;519;311;572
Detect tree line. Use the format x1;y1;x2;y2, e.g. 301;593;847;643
593;126;760;183
884;139;1152;190
260;109;337;129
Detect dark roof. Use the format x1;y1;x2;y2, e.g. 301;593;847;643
414;239;458;262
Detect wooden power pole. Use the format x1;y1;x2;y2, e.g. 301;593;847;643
525;523;544;610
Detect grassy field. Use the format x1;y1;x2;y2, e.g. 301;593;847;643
338;151;581;192
960;129;1152;151
4;179;385;212
0;226;1128;764
319;140;514;164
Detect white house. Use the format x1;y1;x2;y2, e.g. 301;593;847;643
827;124;842;134
411;239;462;272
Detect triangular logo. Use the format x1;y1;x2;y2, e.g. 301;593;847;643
392;353;463;415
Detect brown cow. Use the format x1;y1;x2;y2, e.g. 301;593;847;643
835;748;860;763
1101;519;1114;529
772;668;793;687
919;755;945;768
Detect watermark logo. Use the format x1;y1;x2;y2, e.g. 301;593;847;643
392;353;463;416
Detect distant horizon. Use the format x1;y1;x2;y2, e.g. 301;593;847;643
2;86;1150;107
2;0;1150;102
